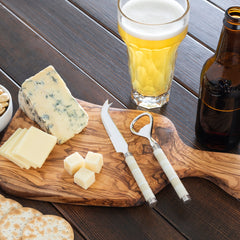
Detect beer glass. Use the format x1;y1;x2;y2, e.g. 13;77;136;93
118;0;190;109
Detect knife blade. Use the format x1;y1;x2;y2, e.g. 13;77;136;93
101;100;157;207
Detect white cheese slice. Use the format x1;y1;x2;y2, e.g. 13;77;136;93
18;65;88;144
64;152;85;175
85;151;103;173
0;128;23;154
74;167;95;190
3;129;30;169
0;128;30;169
12;126;57;168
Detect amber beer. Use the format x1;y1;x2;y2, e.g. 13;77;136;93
118;0;189;108
195;7;240;151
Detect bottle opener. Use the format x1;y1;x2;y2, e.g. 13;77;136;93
130;112;191;203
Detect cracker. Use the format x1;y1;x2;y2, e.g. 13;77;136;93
0;194;4;199
0;207;42;240
0;101;9;108
0;92;9;102
0;198;22;220
22;215;74;240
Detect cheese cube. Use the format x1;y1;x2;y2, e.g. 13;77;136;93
74;168;95;190
12;126;57;168
85;151;103;173
64;152;85;175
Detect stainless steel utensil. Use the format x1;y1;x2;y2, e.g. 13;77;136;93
130;112;191;203
101;100;157;207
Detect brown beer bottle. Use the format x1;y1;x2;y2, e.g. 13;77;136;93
195;6;240;151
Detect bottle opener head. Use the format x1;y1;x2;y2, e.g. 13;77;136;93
130;112;156;146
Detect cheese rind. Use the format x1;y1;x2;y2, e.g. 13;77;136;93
64;152;85;175
85;151;103;173
18;65;88;144
74;168;95;190
12;126;57;168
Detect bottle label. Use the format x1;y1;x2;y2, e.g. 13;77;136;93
201;76;240;112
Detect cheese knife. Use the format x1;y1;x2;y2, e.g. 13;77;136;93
101;100;157;207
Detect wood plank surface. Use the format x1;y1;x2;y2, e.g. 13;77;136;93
55;203;186;240
69;0;234;52
0;3;188;239
209;0;239;10
0;1;201;149
0;3;122;108
0;0;240;239
0;0;212;96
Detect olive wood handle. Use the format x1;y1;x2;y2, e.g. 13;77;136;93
154;115;240;200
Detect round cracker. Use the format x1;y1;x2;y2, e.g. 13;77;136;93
0;207;42;240
0;198;22;220
0;194;5;199
22;215;74;240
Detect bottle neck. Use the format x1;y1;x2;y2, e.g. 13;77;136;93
215;7;240;62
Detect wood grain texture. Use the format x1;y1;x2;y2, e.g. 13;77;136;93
69;0;226;51
55;203;187;240
1;1;240;239
0;4;123;109
209;0;239;11
0;1;203;150
0;0;212;96
0;100;239;207
0;74;85;240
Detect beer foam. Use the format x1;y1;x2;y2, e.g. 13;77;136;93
119;0;188;40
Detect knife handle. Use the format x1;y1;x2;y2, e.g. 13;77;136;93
124;152;157;207
153;145;191;203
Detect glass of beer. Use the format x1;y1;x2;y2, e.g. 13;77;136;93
118;0;190;109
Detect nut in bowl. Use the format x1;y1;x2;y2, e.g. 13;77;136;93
0;85;13;132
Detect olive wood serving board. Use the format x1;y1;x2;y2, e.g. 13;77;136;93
0;100;239;207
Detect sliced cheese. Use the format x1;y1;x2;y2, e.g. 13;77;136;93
0;128;31;169
12;126;57;168
2;129;30;169
64;152;85;175
0;128;23;154
18;65;88;144
74;167;95;190
85;151;103;173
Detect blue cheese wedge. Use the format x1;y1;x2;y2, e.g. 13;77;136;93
18;66;88;144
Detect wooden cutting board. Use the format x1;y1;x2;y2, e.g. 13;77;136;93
0;100;239;207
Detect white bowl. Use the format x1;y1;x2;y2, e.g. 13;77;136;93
0;85;13;132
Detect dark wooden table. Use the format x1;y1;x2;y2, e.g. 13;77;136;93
0;0;239;239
